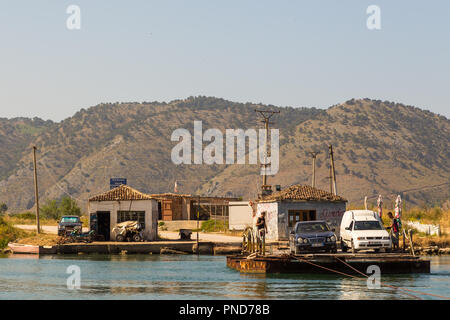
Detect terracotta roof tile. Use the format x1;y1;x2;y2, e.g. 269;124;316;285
260;184;347;202
149;193;192;199
89;185;154;201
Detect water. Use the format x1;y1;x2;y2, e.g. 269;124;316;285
0;254;448;300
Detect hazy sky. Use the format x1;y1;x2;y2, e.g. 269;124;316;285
1;0;449;121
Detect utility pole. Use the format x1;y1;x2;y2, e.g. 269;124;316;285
254;109;280;198
309;151;320;188
32;146;40;234
329;145;337;195
196;195;200;255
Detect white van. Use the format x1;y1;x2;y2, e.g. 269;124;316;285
340;210;391;253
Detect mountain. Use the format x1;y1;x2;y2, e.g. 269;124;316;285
0;97;448;212
0;117;53;181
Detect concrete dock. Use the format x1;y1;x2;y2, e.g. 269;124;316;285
226;252;431;274
32;241;242;255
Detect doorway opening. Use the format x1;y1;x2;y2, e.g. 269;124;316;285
96;211;111;241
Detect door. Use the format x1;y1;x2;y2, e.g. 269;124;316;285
97;211;111;241
342;220;353;242
162;200;173;221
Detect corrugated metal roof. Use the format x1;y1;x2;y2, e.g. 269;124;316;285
259;184;347;202
89;185;154;201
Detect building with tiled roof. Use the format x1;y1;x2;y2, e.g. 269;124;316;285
259;185;347;203
88;185;240;239
89;185;154;201
88;185;158;241
255;184;347;241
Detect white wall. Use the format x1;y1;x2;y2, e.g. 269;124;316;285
88;199;158;241
256;202;279;241
405;221;440;236
228;201;253;230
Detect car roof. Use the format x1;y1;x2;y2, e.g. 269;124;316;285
296;220;327;224
61;216;80;218
346;210;376;216
354;216;378;221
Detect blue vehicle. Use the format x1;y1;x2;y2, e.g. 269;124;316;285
289;220;337;254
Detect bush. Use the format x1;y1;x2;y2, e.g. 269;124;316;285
14;212;36;220
41;197;82;220
201;219;228;232
403;206;443;224
0;217;26;249
0;203;7;215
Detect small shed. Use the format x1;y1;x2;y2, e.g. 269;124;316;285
88;185;158;241
257;184;347;241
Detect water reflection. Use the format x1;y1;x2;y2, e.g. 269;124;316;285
0;254;448;300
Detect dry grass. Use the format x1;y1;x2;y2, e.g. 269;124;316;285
16;232;60;246
4;215;58;226
412;234;450;248
3;214;89;227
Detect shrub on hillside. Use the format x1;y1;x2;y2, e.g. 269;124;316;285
0;203;7;215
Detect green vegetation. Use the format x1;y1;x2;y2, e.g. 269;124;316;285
14;212;35;220
0;203;7;215
403;207;444;225
0;216;26;249
40;196;81;220
201;219;228;232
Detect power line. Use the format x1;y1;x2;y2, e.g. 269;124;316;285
365;182;450;201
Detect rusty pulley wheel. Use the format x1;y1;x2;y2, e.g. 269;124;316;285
242;227;254;253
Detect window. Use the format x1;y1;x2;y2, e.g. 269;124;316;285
61;217;80;223
296;222;330;233
117;211;145;228
288;210;317;227
354;221;382;230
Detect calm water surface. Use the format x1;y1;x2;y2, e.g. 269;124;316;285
0;254;448;300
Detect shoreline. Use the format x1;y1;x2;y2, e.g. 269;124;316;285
2;242;450;256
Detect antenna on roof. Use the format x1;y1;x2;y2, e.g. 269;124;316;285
255;109;280;199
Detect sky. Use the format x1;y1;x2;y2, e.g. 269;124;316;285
0;0;449;121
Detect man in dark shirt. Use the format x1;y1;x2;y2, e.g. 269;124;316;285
256;211;267;233
387;211;399;250
255;211;267;254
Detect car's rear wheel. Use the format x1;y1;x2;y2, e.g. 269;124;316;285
116;235;125;242
132;234;142;242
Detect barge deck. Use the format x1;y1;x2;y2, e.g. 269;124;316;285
227;253;430;274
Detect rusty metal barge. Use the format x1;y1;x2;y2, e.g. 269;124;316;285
226;253;430;274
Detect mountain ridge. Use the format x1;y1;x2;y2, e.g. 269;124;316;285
0;96;448;212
